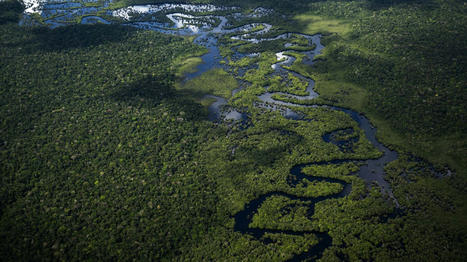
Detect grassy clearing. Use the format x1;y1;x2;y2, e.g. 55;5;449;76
174;57;204;78
292;14;352;36
177;68;238;99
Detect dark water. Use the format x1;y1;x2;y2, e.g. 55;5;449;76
186;36;224;81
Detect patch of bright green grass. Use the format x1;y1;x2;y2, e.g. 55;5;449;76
174;57;204;78
292;14;352;36
178;68;238;99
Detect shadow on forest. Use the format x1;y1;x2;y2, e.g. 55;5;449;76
1;23;137;53
0;0;23;24
111;76;210;121
27;24;137;52
239;144;292;167
1;1;136;52
365;0;437;10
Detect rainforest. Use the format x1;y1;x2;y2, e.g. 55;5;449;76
0;0;466;261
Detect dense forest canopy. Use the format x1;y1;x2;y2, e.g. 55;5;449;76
0;0;466;261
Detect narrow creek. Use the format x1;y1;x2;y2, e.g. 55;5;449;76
21;2;402;260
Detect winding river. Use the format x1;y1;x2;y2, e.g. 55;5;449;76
21;2;402;260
